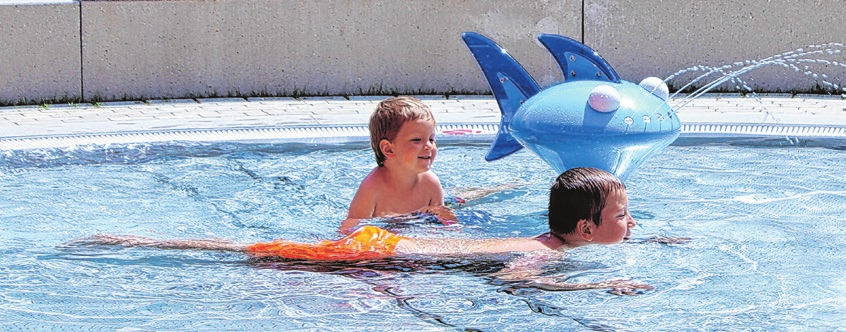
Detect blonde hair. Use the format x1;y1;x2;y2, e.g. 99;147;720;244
368;96;435;166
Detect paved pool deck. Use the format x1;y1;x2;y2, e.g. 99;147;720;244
0;94;844;149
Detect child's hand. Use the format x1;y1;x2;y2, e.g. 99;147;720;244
418;205;458;226
444;195;466;208
338;218;361;235
605;280;655;295
640;235;692;244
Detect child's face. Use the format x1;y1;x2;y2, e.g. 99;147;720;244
592;189;636;244
389;118;437;172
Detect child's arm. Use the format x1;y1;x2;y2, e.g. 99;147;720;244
637;235;692;244
347;183;377;220
415;205;458;226
427;171;446;207
420;172;457;225
492;254;653;295
509;277;654;295
68;234;247;252
342;177;380;234
450;182;524;203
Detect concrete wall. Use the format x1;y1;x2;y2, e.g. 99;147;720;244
0;1;81;104
0;0;843;105
80;0;580;101
585;0;846;94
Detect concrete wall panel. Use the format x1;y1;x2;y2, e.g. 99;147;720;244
2;0;841;104
584;0;845;94
0;2;81;104
81;0;582;101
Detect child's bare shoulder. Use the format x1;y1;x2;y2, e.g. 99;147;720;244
419;171;444;190
420;170;442;183
358;167;389;191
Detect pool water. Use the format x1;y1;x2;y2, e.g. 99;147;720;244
0;140;844;330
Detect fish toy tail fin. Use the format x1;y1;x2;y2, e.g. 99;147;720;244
461;32;540;161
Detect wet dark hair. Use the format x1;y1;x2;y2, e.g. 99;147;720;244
368;96;435;166
548;167;626;235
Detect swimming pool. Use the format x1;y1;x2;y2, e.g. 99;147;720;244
0;138;844;330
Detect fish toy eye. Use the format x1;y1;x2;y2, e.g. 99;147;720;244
588;84;621;112
639;77;669;100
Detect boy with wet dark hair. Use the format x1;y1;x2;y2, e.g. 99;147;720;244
79;167;649;294
546;167;633;246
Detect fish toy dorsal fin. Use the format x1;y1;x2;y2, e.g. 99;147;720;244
537;34;621;83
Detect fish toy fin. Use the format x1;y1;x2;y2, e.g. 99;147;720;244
537;34;621;83
461;32;540;161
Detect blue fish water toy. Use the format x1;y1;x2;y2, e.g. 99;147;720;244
462;32;681;181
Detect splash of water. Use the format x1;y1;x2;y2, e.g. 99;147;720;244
665;42;845;111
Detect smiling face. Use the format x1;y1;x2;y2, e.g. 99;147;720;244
591;188;636;244
382;119;437;173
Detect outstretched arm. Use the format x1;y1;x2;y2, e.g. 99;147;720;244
637;235;692;244
492;254;653;295
451;182;524;202
509;277;654;295
71;234;248;252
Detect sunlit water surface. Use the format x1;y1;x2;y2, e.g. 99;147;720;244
0;140;844;331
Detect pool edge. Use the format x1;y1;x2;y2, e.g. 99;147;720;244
1;121;845;150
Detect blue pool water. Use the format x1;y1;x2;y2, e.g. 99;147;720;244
0;140;844;330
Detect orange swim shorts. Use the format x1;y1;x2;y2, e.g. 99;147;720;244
245;226;405;261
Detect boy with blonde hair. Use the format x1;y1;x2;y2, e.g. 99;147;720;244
341;96;454;232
